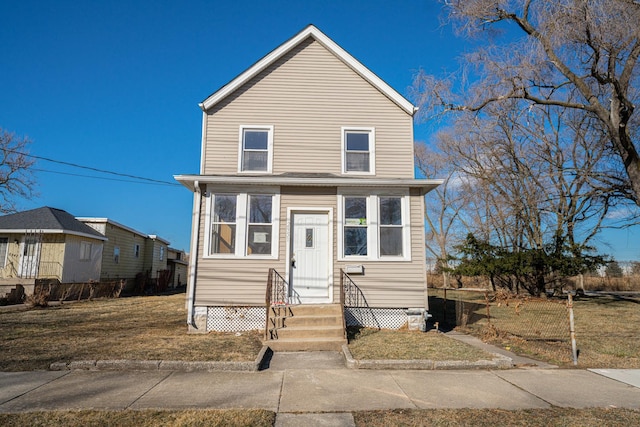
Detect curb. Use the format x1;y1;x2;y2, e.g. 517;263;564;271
342;344;512;370
50;345;270;372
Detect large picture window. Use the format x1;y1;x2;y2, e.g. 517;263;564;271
207;191;279;258
239;126;273;172
342;127;375;174
340;193;409;260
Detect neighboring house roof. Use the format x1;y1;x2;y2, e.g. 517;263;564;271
78;217;171;245
0;207;107;241
175;173;443;195
199;24;417;115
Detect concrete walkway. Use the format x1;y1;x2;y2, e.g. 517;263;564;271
2;353;640;427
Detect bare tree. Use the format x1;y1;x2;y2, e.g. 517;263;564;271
0;128;35;213
414;0;640;203
415;142;469;286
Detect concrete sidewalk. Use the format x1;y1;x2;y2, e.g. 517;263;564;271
2;354;639;419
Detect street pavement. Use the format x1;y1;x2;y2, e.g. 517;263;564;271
1;352;639;427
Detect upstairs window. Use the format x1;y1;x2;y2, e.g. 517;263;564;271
342;127;375;174
114;246;120;264
239;126;273;172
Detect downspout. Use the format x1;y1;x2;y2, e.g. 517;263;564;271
187;180;201;328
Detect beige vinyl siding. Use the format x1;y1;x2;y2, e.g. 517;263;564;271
203;39;414;178
193;186;427;308
144;240;168;279
194;187;284;306
334;192;427;308
99;224;147;281
0;234;21;279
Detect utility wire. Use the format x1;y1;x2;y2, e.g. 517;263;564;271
32;168;179;186
8;149;181;186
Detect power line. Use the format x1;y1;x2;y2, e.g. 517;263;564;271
32;168;180;186
8;149;181;186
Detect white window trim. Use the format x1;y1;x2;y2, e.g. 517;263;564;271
204;186;280;259
237;125;274;174
337;189;410;262
80;241;92;261
341;126;375;175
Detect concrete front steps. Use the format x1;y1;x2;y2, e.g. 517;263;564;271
266;303;347;351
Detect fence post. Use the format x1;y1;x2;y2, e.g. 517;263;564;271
485;291;491;326
443;287;447;326
568;294;578;365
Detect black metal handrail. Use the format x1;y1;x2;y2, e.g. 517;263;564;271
340;269;380;330
265;268;289;339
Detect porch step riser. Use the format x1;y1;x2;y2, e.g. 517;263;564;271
267;339;347;352
273;316;343;328
285;305;343;317
273;327;344;340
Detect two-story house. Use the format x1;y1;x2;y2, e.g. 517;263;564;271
176;25;441;344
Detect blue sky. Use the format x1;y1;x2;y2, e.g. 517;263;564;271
1;0;638;260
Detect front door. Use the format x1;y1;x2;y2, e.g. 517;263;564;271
19;234;41;278
290;212;330;303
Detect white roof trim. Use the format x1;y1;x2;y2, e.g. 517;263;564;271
0;229;107;241
77;217;148;238
199;25;416;115
174;174;443;194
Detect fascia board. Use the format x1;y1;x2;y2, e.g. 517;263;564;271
174;174;443;193
0;229;107;241
199;25;416;115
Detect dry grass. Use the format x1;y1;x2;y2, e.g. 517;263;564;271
429;289;640;368
347;328;494;361
0;294;264;371
0;409;275;427
354;408;640;427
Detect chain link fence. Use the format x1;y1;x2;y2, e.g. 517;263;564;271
428;288;577;362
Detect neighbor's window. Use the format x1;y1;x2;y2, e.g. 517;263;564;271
379;196;403;256
80;241;92;261
134;244;140;258
114;246;120;264
0;237;8;268
344;197;368;256
239;126;273;172
159;246;165;261
343;128;374;174
247;195;272;255
211;194;237;254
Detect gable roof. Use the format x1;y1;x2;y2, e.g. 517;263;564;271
200;24;416;115
0;207;107;241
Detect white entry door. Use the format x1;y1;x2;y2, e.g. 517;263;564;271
290;212;330;303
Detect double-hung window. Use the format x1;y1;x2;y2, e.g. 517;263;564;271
80;241;92;261
208;191;279;258
239;126;273;173
343;197;368;256
210;194;237;255
339;193;409;261
379;196;404;256
247;195;273;255
342;127;375;174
